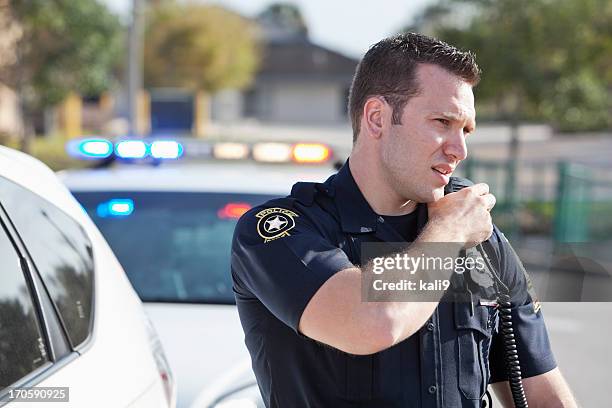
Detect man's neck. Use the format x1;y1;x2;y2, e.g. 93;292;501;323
348;148;417;217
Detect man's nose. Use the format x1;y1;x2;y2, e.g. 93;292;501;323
443;130;468;162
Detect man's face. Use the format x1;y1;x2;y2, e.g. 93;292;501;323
380;63;476;203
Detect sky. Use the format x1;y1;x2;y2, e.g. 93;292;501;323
103;0;434;58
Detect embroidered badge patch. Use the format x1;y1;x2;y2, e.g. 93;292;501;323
256;207;299;243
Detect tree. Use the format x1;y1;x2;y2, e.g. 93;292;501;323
406;0;612;132
1;0;123;151
257;2;309;39
0;1;20;74
143;2;260;91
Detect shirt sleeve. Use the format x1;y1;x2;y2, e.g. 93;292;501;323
231;203;355;333
487;226;557;382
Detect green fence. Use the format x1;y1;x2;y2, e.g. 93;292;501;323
459;159;612;243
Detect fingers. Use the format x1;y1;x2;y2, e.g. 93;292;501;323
468;183;489;196
483;193;496;211
465;183;495;211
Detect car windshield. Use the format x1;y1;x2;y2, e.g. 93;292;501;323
72;191;278;304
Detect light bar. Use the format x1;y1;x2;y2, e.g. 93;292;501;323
213;143;249;160
150;140;183;159
116;140;147;159
217;202;251;219
96;198;134;218
66;138;334;165
181;139;213;159
252;143;292;163
66;138;113;159
292;143;331;163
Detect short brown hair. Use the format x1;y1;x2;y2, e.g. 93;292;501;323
348;33;481;142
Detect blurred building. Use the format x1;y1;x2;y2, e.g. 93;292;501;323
237;38;357;124
210;10;358;126
111;26;360;136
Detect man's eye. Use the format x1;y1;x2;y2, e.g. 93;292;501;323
436;118;450;126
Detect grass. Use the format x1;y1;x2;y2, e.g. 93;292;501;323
1;135;89;171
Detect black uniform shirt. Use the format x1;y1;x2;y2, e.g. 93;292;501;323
231;162;557;407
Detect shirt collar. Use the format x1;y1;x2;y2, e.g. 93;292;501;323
329;160;380;233
329;159;429;235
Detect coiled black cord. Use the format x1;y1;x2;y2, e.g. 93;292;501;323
478;243;529;408
497;292;529;407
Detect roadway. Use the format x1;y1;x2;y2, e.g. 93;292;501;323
489;302;612;407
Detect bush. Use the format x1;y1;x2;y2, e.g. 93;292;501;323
30;136;88;171
542;71;612;132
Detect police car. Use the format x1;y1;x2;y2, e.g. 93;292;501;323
0;145;175;407
58;137;339;407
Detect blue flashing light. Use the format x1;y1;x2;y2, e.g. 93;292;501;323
96;199;134;218
150;140;183;159
115;140;147;159
66;138;113;159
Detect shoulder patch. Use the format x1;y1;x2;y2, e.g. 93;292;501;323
256;207;299;243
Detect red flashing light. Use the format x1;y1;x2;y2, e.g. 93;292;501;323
218;203;251;219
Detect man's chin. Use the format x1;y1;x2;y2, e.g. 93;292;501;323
415;188;445;203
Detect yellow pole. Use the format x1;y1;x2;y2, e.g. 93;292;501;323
99;91;114;114
194;90;210;138
136;89;151;136
62;91;82;139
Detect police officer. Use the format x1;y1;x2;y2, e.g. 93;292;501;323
231;33;576;407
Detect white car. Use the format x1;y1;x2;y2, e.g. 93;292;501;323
0;146;176;407
59;138;338;408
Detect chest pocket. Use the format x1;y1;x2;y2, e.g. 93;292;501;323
454;301;497;400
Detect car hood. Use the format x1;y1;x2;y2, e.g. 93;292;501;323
143;303;252;408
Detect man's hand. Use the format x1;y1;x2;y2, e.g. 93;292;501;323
425;183;496;247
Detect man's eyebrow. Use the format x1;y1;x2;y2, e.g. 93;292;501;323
432;111;465;120
432;111;476;130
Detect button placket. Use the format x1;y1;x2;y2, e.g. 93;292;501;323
420;309;443;406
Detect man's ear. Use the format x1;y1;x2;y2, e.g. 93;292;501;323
361;96;387;140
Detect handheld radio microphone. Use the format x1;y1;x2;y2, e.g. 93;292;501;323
444;176;474;194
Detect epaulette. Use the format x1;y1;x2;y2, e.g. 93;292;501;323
290;182;334;206
290;182;318;206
